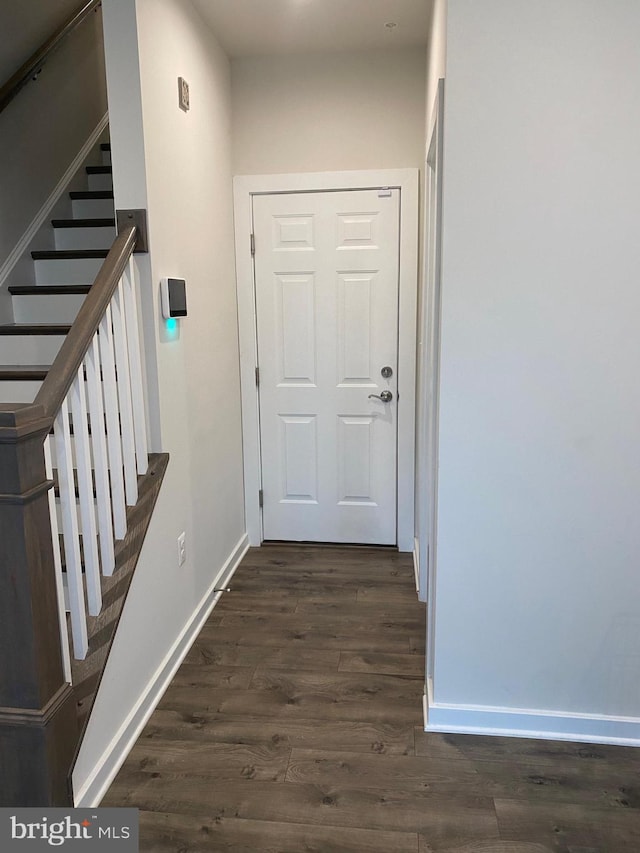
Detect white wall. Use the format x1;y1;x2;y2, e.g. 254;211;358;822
231;48;426;175
73;0;246;801
428;0;640;741
425;0;447;116
0;0;83;82
0;6;107;319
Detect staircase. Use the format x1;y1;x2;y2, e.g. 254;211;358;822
0;0;171;809
0;142;114;403
0;139;168;806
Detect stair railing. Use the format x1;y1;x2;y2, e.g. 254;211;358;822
0;1;102;116
0;223;149;805
34;225;149;661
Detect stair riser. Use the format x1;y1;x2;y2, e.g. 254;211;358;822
55;226;116;251
50;437;87;473
54;496;98;537
72;198;114;218
0;380;42;404
0;374;102;405
102;150;111;167
87;173;113;192
35;257;104;285
12;293;86;324
0;335;64;365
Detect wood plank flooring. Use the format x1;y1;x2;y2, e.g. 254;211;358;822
102;545;640;852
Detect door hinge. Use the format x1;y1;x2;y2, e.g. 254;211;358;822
258;488;264;508
250;233;255;256
255;366;260;386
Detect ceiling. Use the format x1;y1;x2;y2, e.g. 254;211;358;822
192;0;433;58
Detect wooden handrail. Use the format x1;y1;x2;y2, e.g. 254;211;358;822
34;226;137;419
0;0;102;115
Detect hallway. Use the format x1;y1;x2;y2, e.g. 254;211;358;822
103;545;639;851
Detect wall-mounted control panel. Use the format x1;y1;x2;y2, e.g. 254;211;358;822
160;278;187;320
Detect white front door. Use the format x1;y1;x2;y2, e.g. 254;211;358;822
253;188;400;544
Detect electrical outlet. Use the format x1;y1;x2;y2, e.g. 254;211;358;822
177;532;186;566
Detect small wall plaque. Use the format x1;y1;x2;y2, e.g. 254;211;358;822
178;77;190;112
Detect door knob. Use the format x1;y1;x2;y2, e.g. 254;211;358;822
368;390;393;403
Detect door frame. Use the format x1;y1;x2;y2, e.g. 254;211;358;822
233;169;419;552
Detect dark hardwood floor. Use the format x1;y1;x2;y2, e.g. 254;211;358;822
102;545;640;852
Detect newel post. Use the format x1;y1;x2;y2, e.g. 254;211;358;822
0;404;77;805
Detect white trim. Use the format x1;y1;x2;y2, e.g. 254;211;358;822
413;537;420;594
0;112;109;289
233;169;419;551
73;533;250;807
424;79;446;672
424;678;640;748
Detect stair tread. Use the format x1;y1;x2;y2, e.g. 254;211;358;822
69;190;114;200
86;166;112;175
31;249;109;260
100;142;111;151
9;285;91;295
0;364;50;379
0;323;71;334
52;218;115;228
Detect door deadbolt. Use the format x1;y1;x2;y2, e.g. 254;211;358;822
381;366;393;379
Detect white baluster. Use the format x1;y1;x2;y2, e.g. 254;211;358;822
70;365;102;616
54;398;88;660
85;334;115;576
124;257;149;475
99;305;127;539
111;280;138;506
44;435;72;681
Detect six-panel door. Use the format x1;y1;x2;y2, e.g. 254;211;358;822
253;188;400;544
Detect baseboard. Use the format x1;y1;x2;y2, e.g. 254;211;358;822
0;111;109;289
73;532;250;807
412;537;420;594
424;677;640;747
